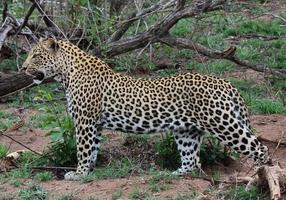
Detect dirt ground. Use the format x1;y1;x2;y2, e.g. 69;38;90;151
0;103;286;199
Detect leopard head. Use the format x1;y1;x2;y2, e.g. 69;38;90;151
21;37;60;84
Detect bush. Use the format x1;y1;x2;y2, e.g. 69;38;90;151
200;135;233;165
35;89;77;167
155;133;180;170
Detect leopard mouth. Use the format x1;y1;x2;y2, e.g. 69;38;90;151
30;71;45;84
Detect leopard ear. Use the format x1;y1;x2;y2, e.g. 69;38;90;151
41;37;59;53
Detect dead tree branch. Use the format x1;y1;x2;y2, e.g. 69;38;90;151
159;36;286;79
0;18;14;51
0;73;34;97
15;2;38;35
32;0;54;28
2;0;8;22
109;0;176;43
107;0;226;57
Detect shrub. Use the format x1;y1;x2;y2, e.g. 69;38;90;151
155;132;180;170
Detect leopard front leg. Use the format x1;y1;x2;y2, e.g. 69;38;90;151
64;119;101;181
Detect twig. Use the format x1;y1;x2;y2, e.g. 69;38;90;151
276;131;285;150
0;133;42;156
107;0;226;57
0;119;42;156
190;175;252;185
267;13;286;23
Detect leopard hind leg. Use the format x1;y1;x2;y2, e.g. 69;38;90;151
173;127;204;175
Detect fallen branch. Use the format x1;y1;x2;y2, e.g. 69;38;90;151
0;72;54;98
0;72;35;97
255;165;286;200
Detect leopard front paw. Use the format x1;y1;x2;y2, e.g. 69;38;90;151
64;171;83;181
172;168;188;176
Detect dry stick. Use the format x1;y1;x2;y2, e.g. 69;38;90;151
31;166;76;171
190;175;252;185
0;133;41;156
0;119;42;156
176;0;186;11
32;0;54;28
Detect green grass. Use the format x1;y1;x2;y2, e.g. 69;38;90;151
249;99;286;115
81;158;133;182
128;188;155;200
56;194;76;200
221;185;267;200
0;57;21;72
8;83;64;108
174;191;199;200
18;183;48;200
201;134;233;165
148;170;178;192
1;151;45;184
11;179;23;187
0;111;17;130
188;60;235;75
34;172;54;182
111;189;123;200
0;144;9;158
224;20;286;37
229;78;286;115
170;19;192;37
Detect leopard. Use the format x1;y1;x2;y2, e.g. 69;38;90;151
21;37;272;180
